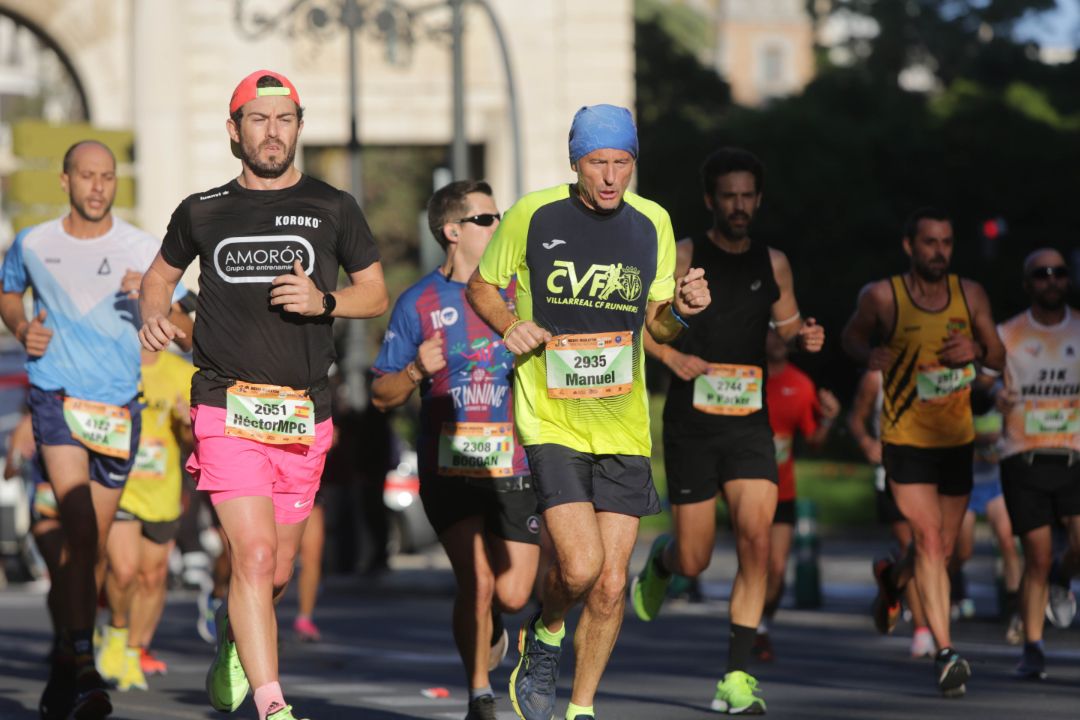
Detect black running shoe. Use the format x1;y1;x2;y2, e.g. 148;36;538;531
1015;644;1047;680
935;648;971;698
465;694;498;720
39;659;75;720
69;666;112;719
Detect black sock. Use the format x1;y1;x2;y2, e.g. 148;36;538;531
727;624;757;673
937;646;954;660
70;629;94;665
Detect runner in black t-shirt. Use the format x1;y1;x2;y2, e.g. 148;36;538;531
138;70;387;720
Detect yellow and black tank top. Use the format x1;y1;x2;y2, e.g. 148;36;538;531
881;274;975;448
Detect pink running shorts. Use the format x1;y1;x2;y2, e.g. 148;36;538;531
187;404;333;524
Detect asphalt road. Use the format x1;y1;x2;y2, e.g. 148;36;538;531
1;534;1078;720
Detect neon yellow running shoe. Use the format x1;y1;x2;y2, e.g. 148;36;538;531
117;648;148;691
205;603;250;711
630;535;672;622
267;704;310;720
711;671;766;715
96;626;127;683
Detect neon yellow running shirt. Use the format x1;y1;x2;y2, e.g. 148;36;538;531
478;185;675;456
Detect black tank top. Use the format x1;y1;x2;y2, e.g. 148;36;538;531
663;233;780;429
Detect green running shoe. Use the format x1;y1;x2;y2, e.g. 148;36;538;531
267;705;310;720
631;534;672;622
711;671;766;715
205;603;250;712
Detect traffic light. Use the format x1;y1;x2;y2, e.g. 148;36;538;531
981;216;1007;240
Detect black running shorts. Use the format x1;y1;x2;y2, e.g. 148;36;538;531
419;474;541;545
524;443;660;518
1000;453;1080;536
883;443;973;497
663;419;778;505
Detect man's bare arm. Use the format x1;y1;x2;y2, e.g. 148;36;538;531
139;254;186;351
466;270;550;355
841;280;893;369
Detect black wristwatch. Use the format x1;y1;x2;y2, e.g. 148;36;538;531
321;292;336;317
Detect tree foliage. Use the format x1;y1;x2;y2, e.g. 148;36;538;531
636;0;1079;404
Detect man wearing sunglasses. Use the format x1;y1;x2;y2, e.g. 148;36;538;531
371;180;540;720
841;207;1005;698
996;248;1080;681
467;105;709;720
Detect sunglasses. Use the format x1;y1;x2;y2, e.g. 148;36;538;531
1029;266;1069;281
457;213;501;227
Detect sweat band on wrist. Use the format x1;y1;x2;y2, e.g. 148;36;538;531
502;319;524;340
669;304;689;329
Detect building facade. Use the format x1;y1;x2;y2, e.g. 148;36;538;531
0;0;635;241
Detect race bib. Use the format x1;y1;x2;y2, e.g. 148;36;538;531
225;382;315;446
62;398;132;459
915;364;975;401
437;422;515;478
693;364;763;416
130;438;167;481
545;332;633;399
774;434;793;464
1025;399;1080;437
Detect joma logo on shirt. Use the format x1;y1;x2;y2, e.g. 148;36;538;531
276;215;321;229
545;261;642;302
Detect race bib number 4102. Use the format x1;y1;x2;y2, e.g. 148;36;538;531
63;398;132;459
225;382;315;446
545;332;633;399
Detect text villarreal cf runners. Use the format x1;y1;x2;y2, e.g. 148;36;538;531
206;604;249;711
631;535;673;622
509;612;561;720
711;671;766;715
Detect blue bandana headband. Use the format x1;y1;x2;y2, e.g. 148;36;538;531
568;104;638;165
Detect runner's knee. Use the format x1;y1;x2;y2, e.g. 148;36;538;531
675;540;712;577
589;564;629;611
494;578;531;614
232;539;277;581
559;555;603;596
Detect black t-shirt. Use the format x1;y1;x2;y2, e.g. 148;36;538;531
663;233;780;429
161;175;379;421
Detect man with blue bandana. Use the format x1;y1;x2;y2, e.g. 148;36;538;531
468;104;711;720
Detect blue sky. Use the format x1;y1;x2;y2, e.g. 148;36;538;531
1014;0;1080;48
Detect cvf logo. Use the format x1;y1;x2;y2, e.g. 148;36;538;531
430;307;459;329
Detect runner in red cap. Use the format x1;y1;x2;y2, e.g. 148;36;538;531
138;70;388;720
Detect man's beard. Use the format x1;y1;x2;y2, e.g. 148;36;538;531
715;210;752;240
239;138;296;179
913;255;948;282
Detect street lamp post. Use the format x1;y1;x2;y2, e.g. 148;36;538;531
234;0;523;194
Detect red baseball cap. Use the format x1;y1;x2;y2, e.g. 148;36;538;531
229;70;301;114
